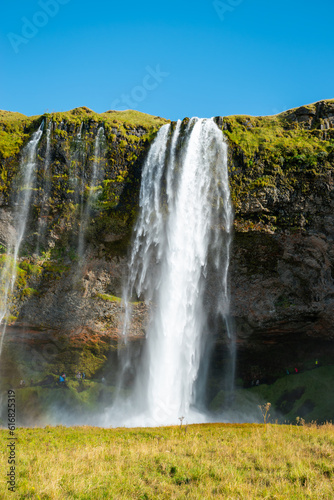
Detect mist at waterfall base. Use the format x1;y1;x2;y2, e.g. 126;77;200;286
103;118;236;427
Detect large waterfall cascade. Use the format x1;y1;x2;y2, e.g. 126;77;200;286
114;117;234;426
0;123;44;354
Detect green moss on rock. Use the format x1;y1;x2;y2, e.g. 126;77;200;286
222;99;334;232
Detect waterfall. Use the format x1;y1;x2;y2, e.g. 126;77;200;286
36;120;52;254
77;126;105;260
69;122;84;212
0;123;44;354
77;122;83;140
113;118;234;426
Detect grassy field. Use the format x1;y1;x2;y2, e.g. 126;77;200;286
0;423;333;499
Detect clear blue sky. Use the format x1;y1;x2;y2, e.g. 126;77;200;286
1;0;333;121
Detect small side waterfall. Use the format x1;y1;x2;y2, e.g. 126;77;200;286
36;120;52;254
113;118;234;426
71;123;85;212
77;126;105;260
0;123;44;354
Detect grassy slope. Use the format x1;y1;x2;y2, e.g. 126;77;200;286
212;366;334;424
46;107;169;137
0;423;333;499
0;111;34;159
224;98;334;157
243;366;334;422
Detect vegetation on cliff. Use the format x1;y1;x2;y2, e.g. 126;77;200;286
0;107;168;306
223;99;334;232
0;106;167;207
2;100;333;235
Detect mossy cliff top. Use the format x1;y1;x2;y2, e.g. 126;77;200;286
0;106;168;159
221;99;334;232
48;106;168;132
1;99;334;237
0;106;169;240
224;98;334;157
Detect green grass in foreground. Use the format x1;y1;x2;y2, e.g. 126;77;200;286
0;423;333;499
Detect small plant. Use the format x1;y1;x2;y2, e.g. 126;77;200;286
258;402;271;426
178;416;184;429
296;416;306;426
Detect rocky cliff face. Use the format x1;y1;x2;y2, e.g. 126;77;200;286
1;101;334;422
220;99;334;385
0;107;165;398
0;107;166;329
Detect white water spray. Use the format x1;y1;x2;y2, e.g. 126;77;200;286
112;118;234;426
0;123;43;354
